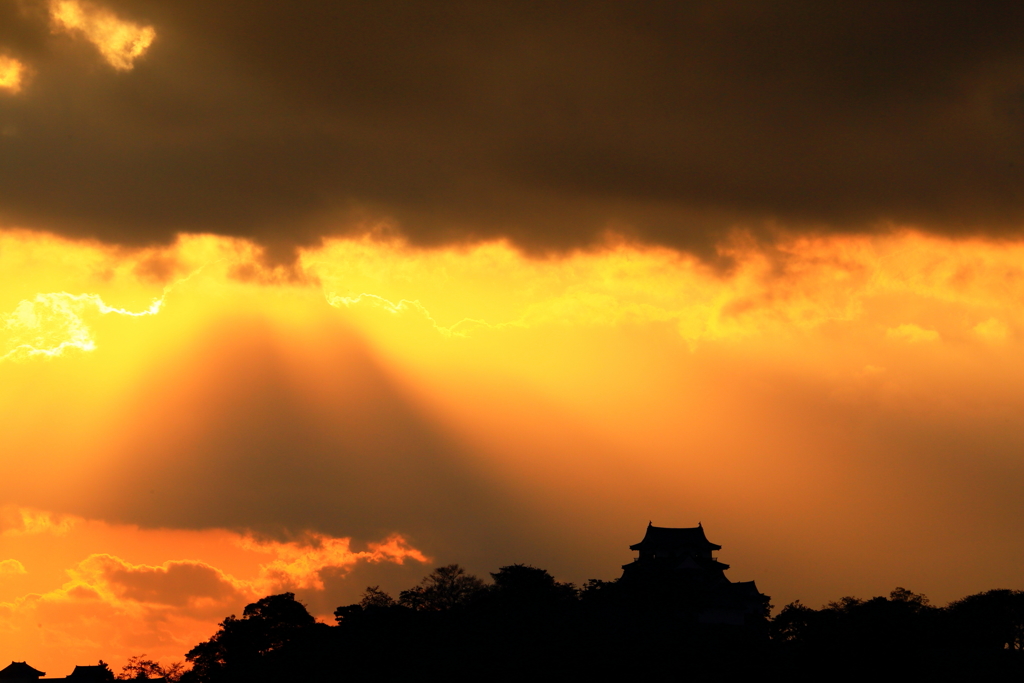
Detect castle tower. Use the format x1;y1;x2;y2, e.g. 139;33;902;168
621;522;730;584
620;522;770;625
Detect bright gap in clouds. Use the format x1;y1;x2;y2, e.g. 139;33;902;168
9;228;1024;362
3;228;1024;674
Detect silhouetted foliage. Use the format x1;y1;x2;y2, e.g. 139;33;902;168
770;587;1024;677
947;589;1024;651
183;593;329;683
117;655;185;681
358;585;395;609
161;663;186;682
488;564;577;606
398;563;486;611
117;655;161;680
176;564;1024;681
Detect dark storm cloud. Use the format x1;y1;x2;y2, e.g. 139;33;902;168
2;0;1023;253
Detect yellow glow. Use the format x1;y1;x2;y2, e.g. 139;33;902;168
886;323;940;343
973;317;1008;342
305;231;1024;348
0;560;27;576
0;292;164;362
4;228;1024;672
0;507;77;536
0;56;25;93
49;0;155;71
7;229;1024;362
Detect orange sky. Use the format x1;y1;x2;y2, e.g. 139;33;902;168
4;1;1024;676
3;227;1024;674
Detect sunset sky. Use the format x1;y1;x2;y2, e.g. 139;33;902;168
3;0;1024;675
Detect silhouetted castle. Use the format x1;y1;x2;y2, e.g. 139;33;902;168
620;522;770;624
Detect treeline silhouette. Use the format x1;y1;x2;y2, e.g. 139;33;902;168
772;587;1024;677
164;564;1024;681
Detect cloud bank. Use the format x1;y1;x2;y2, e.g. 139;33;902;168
0;2;1022;254
0;505;430;675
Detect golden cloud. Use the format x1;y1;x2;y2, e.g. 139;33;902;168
0;507;78;537
242;532;430;591
49;0;155;71
307;230;1024;348
973;317;1009;342
886;324;941;343
7;229;1024;365
70;555;248;611
0;56;25;94
0;559;27;576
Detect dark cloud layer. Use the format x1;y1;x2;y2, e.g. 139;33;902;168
2;1;1023;254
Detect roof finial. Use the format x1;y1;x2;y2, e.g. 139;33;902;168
698;521;702;527
648;520;652;527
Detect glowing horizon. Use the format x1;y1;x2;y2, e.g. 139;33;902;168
3;226;1024;672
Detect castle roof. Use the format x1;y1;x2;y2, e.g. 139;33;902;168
66;665;113;681
629;523;722;552
0;662;45;679
728;580;763;597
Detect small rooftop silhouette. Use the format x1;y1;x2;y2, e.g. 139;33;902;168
0;662;45;681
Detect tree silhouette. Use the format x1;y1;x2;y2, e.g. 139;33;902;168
117;655;163;680
333;585;405;626
173;571;1024;680
947;589;1024;651
183;593;320;683
117;655;185;681
359;585;396;609
770;599;817;645
398;564;485;611
488;564;577;609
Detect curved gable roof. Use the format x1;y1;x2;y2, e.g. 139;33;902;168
0;662;46;679
629;523;722;552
